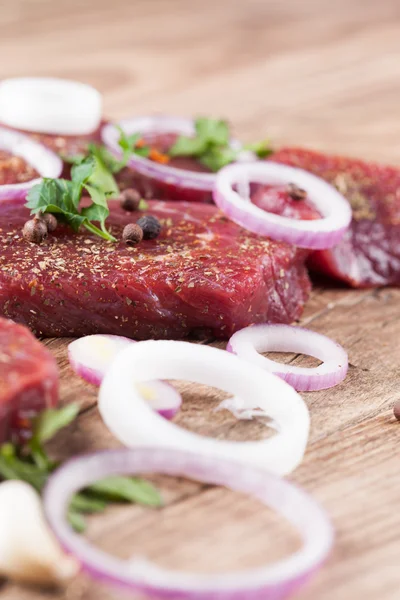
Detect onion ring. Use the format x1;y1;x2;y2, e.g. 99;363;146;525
43;447;333;600
228;325;348;392
0;126;62;202
98;341;310;475
0;78;102;135
213;161;352;249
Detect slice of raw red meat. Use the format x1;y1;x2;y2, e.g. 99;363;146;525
272;147;400;287
0;317;58;443
0;200;311;340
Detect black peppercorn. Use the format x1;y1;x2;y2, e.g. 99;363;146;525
136;215;161;240
122;223;144;245
287;183;307;201
41;212;58;232
22;215;48;244
120;188;141;212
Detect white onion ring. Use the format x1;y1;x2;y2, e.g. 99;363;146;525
213;162;352;249
98;341;310;475
68;335;181;420
0;78;102;135
0;127;62;202
101;115;248;191
43;447;333;600
227;325;348;392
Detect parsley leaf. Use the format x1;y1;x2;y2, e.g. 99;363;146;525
60;152;87;165
70;156;95;185
86;146;120;197
26;155;117;242
78;129;150;182
168;135;208;157
168;117;233;172
117;128;150;162
88;143;121;174
195;117;229;145
169;118;229;161
168;116;273;172
244;139;273;159
62;131;150;176
199;146;238;172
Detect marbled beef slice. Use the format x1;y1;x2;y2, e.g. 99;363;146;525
0;200;311;339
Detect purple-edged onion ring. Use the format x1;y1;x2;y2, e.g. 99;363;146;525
227;325;348;392
43;447;333;600
68;335;181;420
98;340;310;475
213;161;352;249
0;126;62;202
101;115;247;192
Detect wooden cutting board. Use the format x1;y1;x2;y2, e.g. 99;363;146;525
1;1;400;599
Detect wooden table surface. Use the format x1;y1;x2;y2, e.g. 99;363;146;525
1;1;400;599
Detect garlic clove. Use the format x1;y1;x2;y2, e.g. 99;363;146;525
0;480;79;586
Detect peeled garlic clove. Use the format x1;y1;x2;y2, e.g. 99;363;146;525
0;480;79;586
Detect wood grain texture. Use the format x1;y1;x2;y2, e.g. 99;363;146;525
1;0;400;598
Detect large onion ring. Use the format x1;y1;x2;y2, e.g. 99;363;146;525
0;126;62;202
213;161;352;249
227;325;348;392
98;341;310;475
43;447;334;600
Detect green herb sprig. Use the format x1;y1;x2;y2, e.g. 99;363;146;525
0;404;162;532
84;129;150;175
169;117;272;172
117;128;151;162
26;152;119;242
32;130;151;242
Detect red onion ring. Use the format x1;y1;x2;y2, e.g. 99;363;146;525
0;126;62;202
101;115;247;192
98;341;310;475
227;325;348;392
68;335;181;420
43;447;333;600
213;162;352;249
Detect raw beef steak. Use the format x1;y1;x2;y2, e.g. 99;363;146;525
0;317;58;443
272;147;400;287
0;200;311;339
